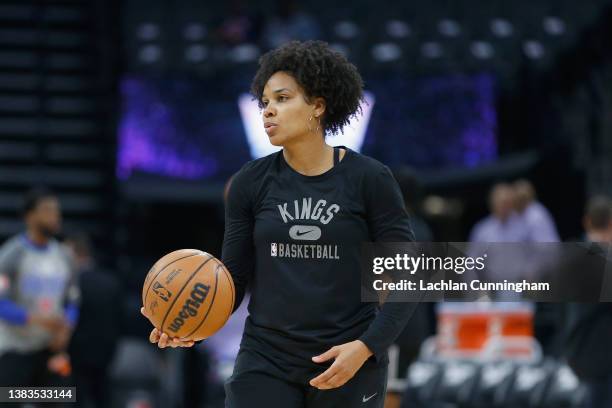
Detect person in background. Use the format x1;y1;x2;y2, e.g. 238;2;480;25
512;180;561;353
0;188;79;401
469;182;527;243
468;183;529;299
65;233;122;408
580;196;612;243
513;179;560;242
564;195;612;408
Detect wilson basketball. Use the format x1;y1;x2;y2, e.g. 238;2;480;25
142;249;235;341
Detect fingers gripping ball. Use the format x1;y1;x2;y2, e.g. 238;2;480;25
142;249;235;341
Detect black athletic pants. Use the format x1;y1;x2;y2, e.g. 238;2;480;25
225;348;388;408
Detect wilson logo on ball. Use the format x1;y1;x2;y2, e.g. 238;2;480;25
167;282;210;333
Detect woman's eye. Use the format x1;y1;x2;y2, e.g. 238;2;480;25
278;96;287;102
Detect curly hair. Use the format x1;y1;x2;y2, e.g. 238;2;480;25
251;40;364;136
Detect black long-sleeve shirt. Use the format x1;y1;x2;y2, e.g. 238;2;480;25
221;147;415;383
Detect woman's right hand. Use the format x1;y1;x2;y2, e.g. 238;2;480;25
141;307;195;349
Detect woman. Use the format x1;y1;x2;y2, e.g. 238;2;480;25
143;40;415;407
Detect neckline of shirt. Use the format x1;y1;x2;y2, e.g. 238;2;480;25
279;146;352;181
20;233;51;251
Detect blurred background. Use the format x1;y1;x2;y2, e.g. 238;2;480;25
0;0;612;407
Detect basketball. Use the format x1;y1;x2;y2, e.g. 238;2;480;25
142;249;235;341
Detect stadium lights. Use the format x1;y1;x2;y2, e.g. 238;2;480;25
421;41;443;59
230;44;260;63
543;16;566;36
371;43;402;62
136;22;160;41
386;20;411;39
185;44;208;63
138;44;162;63
334;21;359;39
438;19;461;37
523;40;545;59
490;18;514;38
470;41;494;59
183;23;207;41
329;43;350;57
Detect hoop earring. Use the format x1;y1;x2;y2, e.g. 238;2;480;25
308;115;314;133
314;116;322;136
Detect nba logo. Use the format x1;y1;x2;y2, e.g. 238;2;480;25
152;281;172;302
271;243;277;257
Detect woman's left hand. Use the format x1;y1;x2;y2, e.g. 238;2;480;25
309;340;374;390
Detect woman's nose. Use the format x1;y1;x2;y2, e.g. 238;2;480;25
263;106;274;117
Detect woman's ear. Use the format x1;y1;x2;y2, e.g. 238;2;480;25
313;97;326;119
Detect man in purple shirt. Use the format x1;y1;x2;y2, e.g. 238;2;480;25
469;183;529;243
468;183;529;289
513;179;560;242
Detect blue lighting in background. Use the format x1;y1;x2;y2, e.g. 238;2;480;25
360;73;497;169
117;73;497;183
